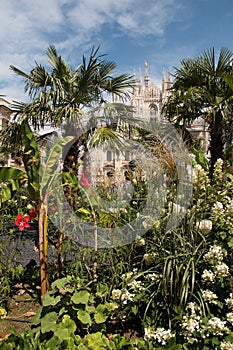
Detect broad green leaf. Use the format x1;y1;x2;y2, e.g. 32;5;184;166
51;276;71;290
31;308;42;325
44;336;60;349
77;310;92;325
21;120;40;200
54;315;77;340
0;166;26;183
94;303;116;324
40;312;58;333
86;305;95;313
71;290;90;305
40;136;73;196
0;167;27;205
41;293;61;306
0;186;11;203
83;332;108;350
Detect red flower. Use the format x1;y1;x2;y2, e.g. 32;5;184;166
81;172;90;188
14;214;31;231
29;209;37;220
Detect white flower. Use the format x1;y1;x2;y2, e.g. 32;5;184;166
208;317;228;336
146;273;162;282
226;200;233;214
196;219;212;233
20;195;28;200
213;201;224;213
121;269;138;281
111;289;121;300
194;164;207;178
225;294;233;309
227;312;233;324
186;302;200;315
215;262;229;277
120;289;134;304
220;342;233;350
203;245;224;263
181;315;200;336
144;327;174;345
202;289;218;304
135;235;146;246
181;302;202;338
143;252;157;264
144;327;155;341
193;164;210;187
142;216;154;230
128;279;145;292
201;269;215;282
213;159;224;179
153;327;175;345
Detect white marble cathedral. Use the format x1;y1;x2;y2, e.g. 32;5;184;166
0;63;209;185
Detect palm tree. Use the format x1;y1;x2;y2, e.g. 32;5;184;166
6;45;136;175
1;46;135;295
9;45;134;129
163;47;233;174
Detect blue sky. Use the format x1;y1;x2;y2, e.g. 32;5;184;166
1;0;233;102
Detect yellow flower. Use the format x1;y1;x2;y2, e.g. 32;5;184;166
0;307;7;318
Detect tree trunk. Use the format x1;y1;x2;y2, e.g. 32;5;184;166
38;195;49;300
209;123;224;177
92;210;98;283
57;230;63;279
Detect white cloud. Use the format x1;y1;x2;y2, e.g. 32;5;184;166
0;0;184;101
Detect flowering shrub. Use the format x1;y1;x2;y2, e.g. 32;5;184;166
14;214;31;231
1;155;233;349
14;208;37;231
144;326;175;346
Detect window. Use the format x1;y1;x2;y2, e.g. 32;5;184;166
125;151;130;161
107;151;112;161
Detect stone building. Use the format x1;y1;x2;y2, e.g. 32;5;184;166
131;62;209;151
131;62;172;121
0;97;15;166
1;63;209;183
94;62;209;186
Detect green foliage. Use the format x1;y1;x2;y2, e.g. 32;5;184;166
21;120;40;200
191;147;209;171
0;167;27;207
0;329;167;349
0;120;40;206
29;276;118;343
1;45;233;349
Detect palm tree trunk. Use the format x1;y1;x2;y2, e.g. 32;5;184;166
209;122;224;176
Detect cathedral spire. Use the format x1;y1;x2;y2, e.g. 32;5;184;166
133;69;137;96
144;61;149;88
139;68;143;95
168;68;172;83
